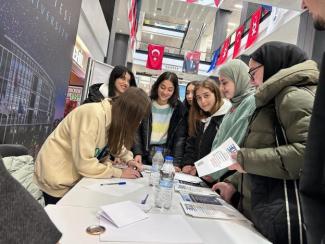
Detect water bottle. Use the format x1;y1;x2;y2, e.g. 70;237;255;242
150;147;164;186
155;156;175;209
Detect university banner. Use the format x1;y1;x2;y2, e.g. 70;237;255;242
146;44;164;70
0;0;82;154
246;7;262;49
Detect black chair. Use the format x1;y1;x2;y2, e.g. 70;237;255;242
0;144;29;157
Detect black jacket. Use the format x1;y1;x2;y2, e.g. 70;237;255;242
182;114;225;167
132;100;187;166
83;83;105;104
300;53;325;244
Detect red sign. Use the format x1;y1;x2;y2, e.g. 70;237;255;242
146;44;164;70
246;7;262;49
233;25;244;59
217;37;230;65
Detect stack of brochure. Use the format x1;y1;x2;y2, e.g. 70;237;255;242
179;192;247;221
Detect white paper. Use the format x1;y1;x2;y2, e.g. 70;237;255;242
174;172;203;183
85;180;144;197
175;183;218;196
100;214;202;243
195;137;240;177
180;201;247;221
100;200;148;228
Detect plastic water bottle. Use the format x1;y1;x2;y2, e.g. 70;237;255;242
154;156;175;209
150;147;164;186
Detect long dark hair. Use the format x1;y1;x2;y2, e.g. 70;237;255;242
108;65;137;97
108;87;150;155
188;80;223;136
150;72;179;107
183;80;199;109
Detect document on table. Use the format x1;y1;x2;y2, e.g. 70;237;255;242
85;179;144;197
100;214;203;243
99;200;148;228
180;201;247;221
174;172;203;183
175;183;218;196
195;137;240;177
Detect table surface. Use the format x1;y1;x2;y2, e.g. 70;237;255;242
46;173;271;244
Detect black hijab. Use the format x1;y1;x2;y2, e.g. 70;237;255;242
250;41;309;82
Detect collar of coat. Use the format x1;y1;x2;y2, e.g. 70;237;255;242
255;60;319;108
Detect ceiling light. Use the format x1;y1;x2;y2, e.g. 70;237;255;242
117;18;120;21
150;34;153;40
153;13;156;17
234;4;242;9
228;22;236;26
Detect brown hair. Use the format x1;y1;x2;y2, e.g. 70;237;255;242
107;87;150;155
188;80;223;136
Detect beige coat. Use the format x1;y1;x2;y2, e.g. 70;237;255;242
34;99;133;197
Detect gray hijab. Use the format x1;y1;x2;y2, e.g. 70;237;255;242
218;59;255;107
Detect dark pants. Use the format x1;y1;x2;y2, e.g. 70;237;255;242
43;191;61;205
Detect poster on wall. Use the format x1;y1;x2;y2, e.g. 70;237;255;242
183;51;201;74
0;0;82;155
64;86;83;117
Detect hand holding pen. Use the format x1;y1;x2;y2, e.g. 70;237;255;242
127;159;144;172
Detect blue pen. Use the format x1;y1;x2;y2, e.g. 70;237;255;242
100;182;126;186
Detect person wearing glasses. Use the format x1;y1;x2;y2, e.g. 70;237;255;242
213;42;318;244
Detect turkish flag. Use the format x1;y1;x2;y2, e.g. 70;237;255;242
186;0;197;3
214;0;220;7
146;44;164;70
246;7;262;49
233;25;244;59
217;37;230;65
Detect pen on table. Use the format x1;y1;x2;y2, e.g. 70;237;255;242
133;167;143;177
100;182;126;186
141;194;149;204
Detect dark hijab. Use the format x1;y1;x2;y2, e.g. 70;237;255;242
250;41;309;82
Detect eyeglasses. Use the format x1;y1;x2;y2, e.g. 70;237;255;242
248;65;263;80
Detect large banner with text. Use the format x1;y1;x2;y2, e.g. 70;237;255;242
0;0;82;155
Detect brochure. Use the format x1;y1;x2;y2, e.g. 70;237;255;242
194;137;240;177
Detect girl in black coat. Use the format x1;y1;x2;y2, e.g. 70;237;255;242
132;72;187;168
182;79;231;176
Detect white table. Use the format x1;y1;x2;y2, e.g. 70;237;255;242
46;173;271;244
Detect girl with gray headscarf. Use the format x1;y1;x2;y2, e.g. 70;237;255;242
205;59;255;182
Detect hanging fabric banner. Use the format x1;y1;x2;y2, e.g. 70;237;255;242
233;25;244;59
245;7;262;49
217;37;230;65
183;51;201;74
146;44;165;70
207;48;220;72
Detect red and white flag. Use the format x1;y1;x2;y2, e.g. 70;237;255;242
217;37;230;65
146;44;164;70
233;25;244;59
128;0;137;48
245;7;262;49
214;0;220;8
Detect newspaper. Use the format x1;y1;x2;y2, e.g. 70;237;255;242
180;201;247;221
194;137;240;177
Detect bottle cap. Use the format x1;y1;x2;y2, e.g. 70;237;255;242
165;156;173;161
